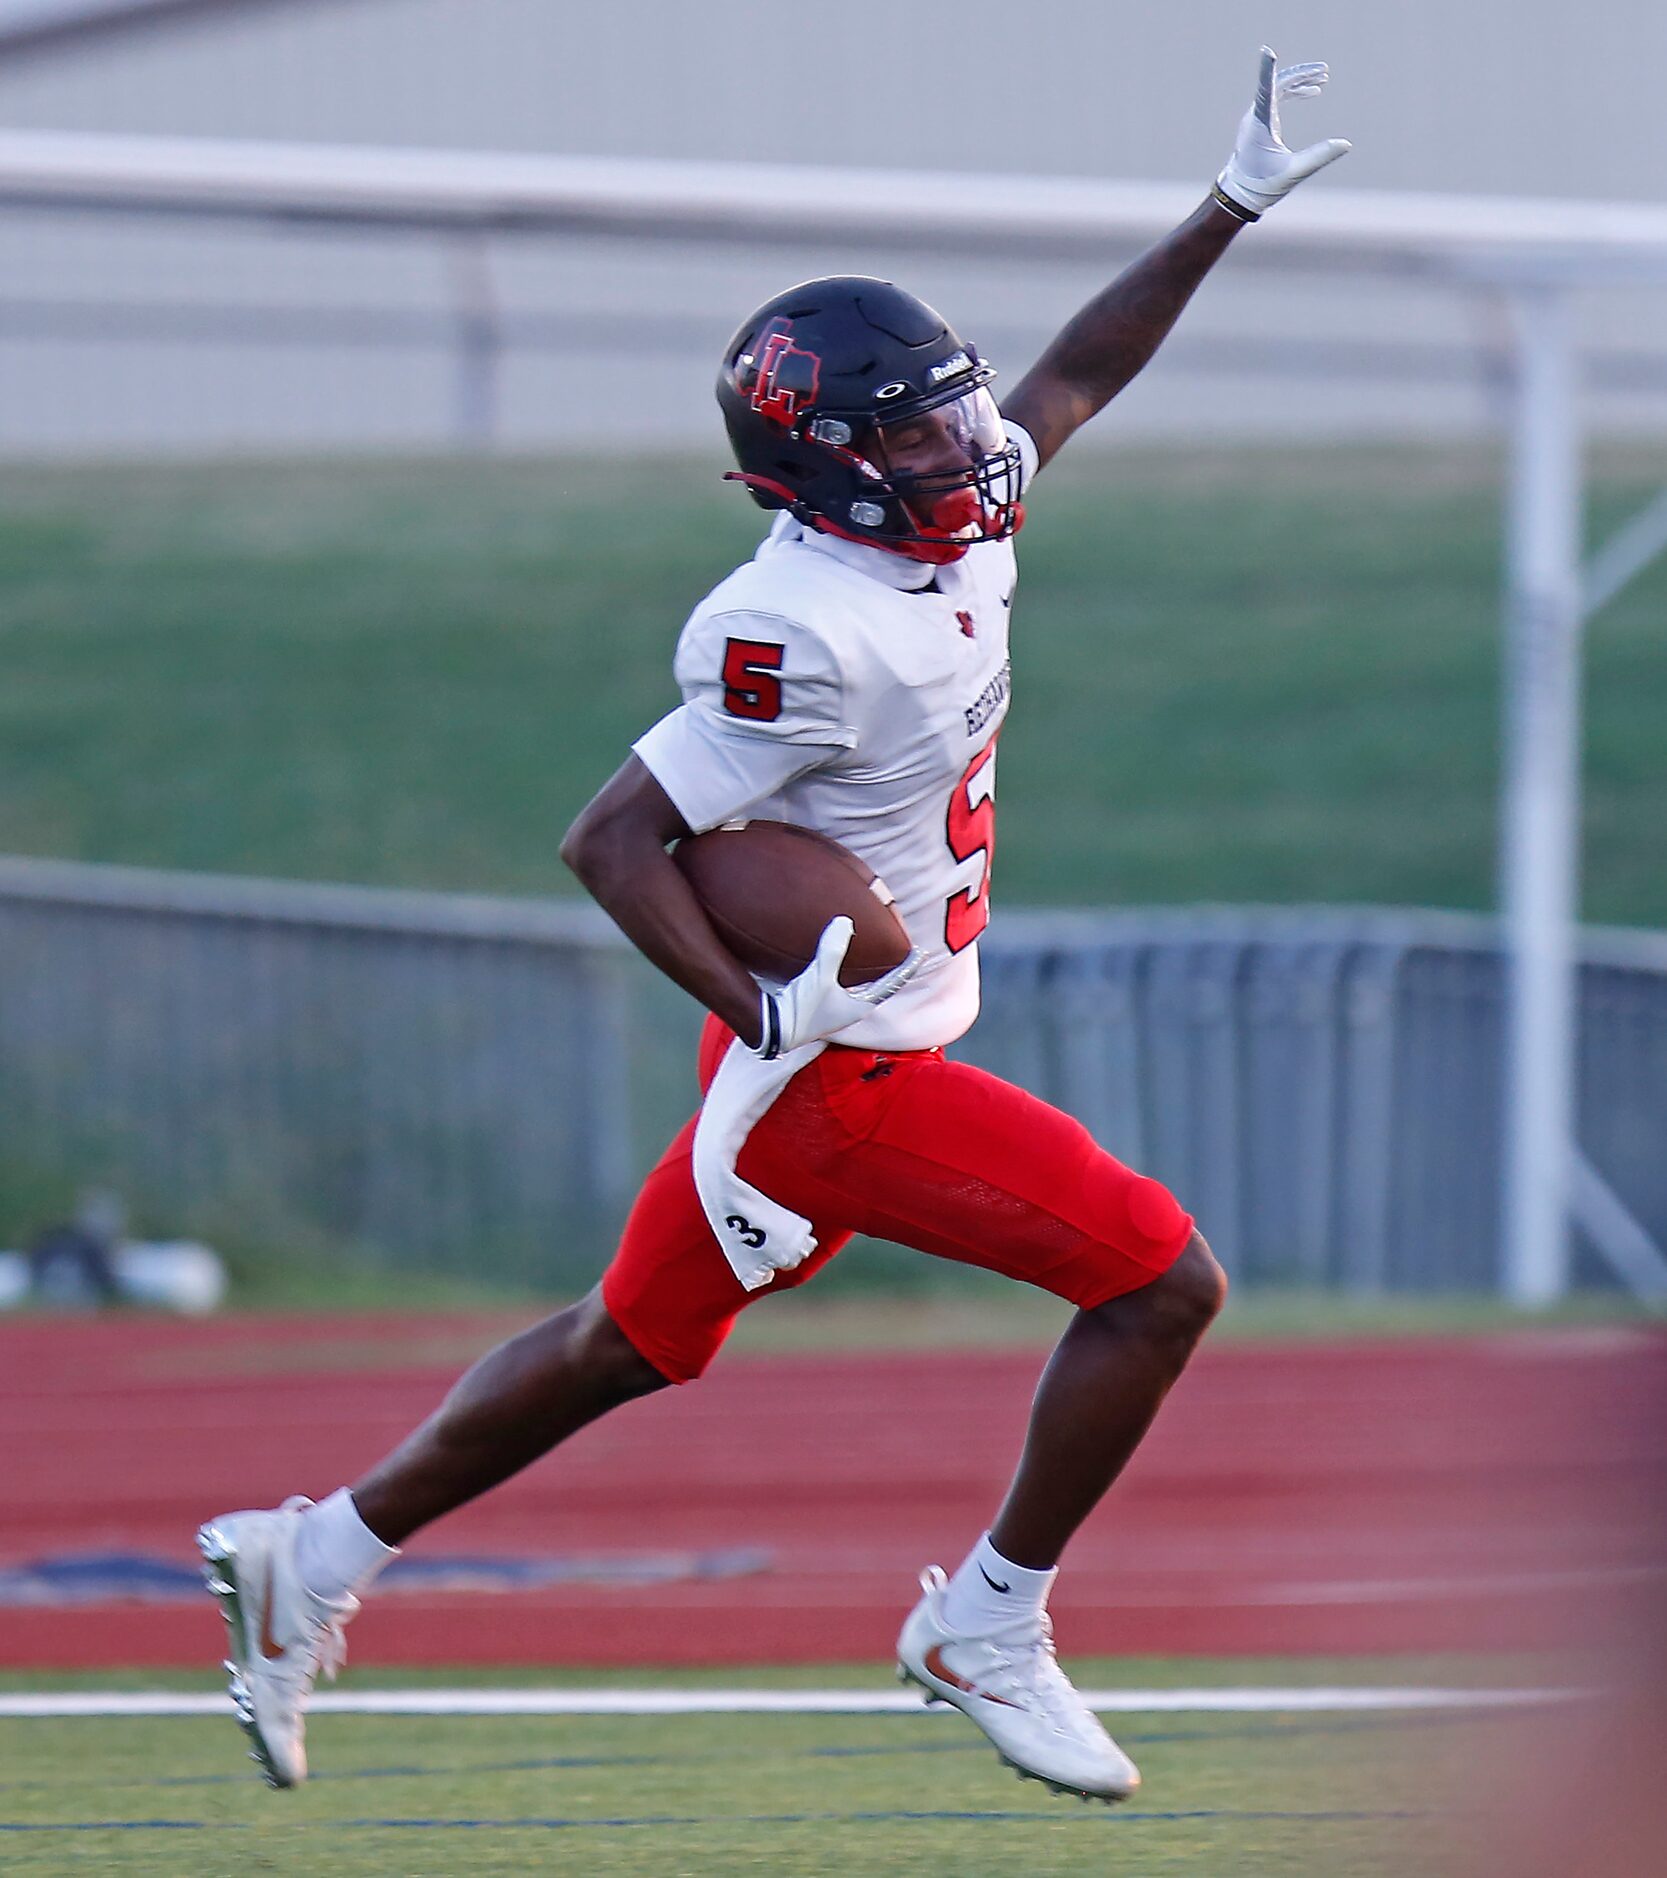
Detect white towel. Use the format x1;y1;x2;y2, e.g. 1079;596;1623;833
691;1034;828;1291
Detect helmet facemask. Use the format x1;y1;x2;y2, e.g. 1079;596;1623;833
810;380;1024;566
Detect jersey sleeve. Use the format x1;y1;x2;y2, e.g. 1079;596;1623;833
632;607;855;834
1006;418;1041;492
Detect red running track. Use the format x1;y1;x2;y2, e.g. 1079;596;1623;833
2;1313;1663;1667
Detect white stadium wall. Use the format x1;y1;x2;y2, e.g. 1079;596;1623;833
0;0;1664;454
2;0;1663;199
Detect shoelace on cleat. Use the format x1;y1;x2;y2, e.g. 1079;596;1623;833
306;1606;351;1684
927;1588;1105;1742
266;1497;356;1686
262;1596;354;1690
976;1618;1080;1723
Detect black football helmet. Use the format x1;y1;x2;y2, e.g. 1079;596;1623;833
717;276;1024;567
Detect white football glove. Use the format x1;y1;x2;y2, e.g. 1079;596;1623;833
753;916;925;1060
1215;47;1350;220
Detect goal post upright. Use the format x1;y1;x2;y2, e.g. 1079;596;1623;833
1497;283;1584;1307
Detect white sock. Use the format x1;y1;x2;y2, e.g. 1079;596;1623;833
295;1488;399;1605
938;1531;1056;1636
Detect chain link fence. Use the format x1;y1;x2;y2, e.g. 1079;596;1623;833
2;855;1662;1293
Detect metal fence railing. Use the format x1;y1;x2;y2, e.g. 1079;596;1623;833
2;856;1663;1294
0;857;642;1287
970;907;1667;1295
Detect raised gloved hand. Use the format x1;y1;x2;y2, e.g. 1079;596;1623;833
1215;47;1350;221
753;916;925;1059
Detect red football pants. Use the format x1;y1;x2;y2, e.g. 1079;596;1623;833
602;1016;1195;1383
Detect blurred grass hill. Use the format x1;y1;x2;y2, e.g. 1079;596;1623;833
1;442;1663;925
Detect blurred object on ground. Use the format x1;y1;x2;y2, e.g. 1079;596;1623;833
2;1188;226;1312
25;1223;117;1308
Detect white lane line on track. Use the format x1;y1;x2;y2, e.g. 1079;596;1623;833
0;1686;1579;1719
1242;1563;1667;1605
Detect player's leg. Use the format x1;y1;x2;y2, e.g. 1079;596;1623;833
731;1040;1223;1799
351;1284;668;1547
901;1253;1221;1801
197;1223;674;1789
197;1025;850;1788
350;1116;859;1545
984;1231;1223;1569
743;1043;1224;1562
345;1011;815;1545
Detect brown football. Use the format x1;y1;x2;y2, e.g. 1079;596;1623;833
672;820;911;987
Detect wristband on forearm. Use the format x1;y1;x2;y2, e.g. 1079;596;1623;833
1210;182;1261;224
755;991;782;1060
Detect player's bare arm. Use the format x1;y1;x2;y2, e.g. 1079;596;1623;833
564;759;922;1062
560;756;769;1048
1001;200;1242;470
1003;48;1350;471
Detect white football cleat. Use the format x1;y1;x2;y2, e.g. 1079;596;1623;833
195;1496;357;1788
896;1564;1139;1803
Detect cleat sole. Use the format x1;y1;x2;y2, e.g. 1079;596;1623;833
195;1521;294;1790
894;1661;950;1709
996;1749;1128;1806
899;1646;1131;1803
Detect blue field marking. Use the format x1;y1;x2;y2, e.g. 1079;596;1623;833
0;1821;211;1832
810;1705;1510;1757
325;1750;668;1781
0;1547;773;1606
0;1750;670;1795
1115;1707;1510;1748
810;1738;986;1758
0;1702;1512;1796
333;1808;1436;1829
0;1806;1436;1833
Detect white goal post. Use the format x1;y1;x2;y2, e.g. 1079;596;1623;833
3;128;1665;1303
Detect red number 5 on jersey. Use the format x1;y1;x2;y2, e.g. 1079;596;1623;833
945;736;998;953
722;638;785;721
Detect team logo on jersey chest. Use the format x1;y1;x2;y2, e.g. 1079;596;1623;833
964;657;1011;736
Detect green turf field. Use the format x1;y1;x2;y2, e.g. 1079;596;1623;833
1;445;1663;924
0;1662;1548;1876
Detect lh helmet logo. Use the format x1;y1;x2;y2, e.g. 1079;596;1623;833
749;320;822;426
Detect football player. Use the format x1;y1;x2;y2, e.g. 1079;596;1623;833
199;51;1347;1800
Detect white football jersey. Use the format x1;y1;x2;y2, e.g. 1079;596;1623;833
633;424;1039;1051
